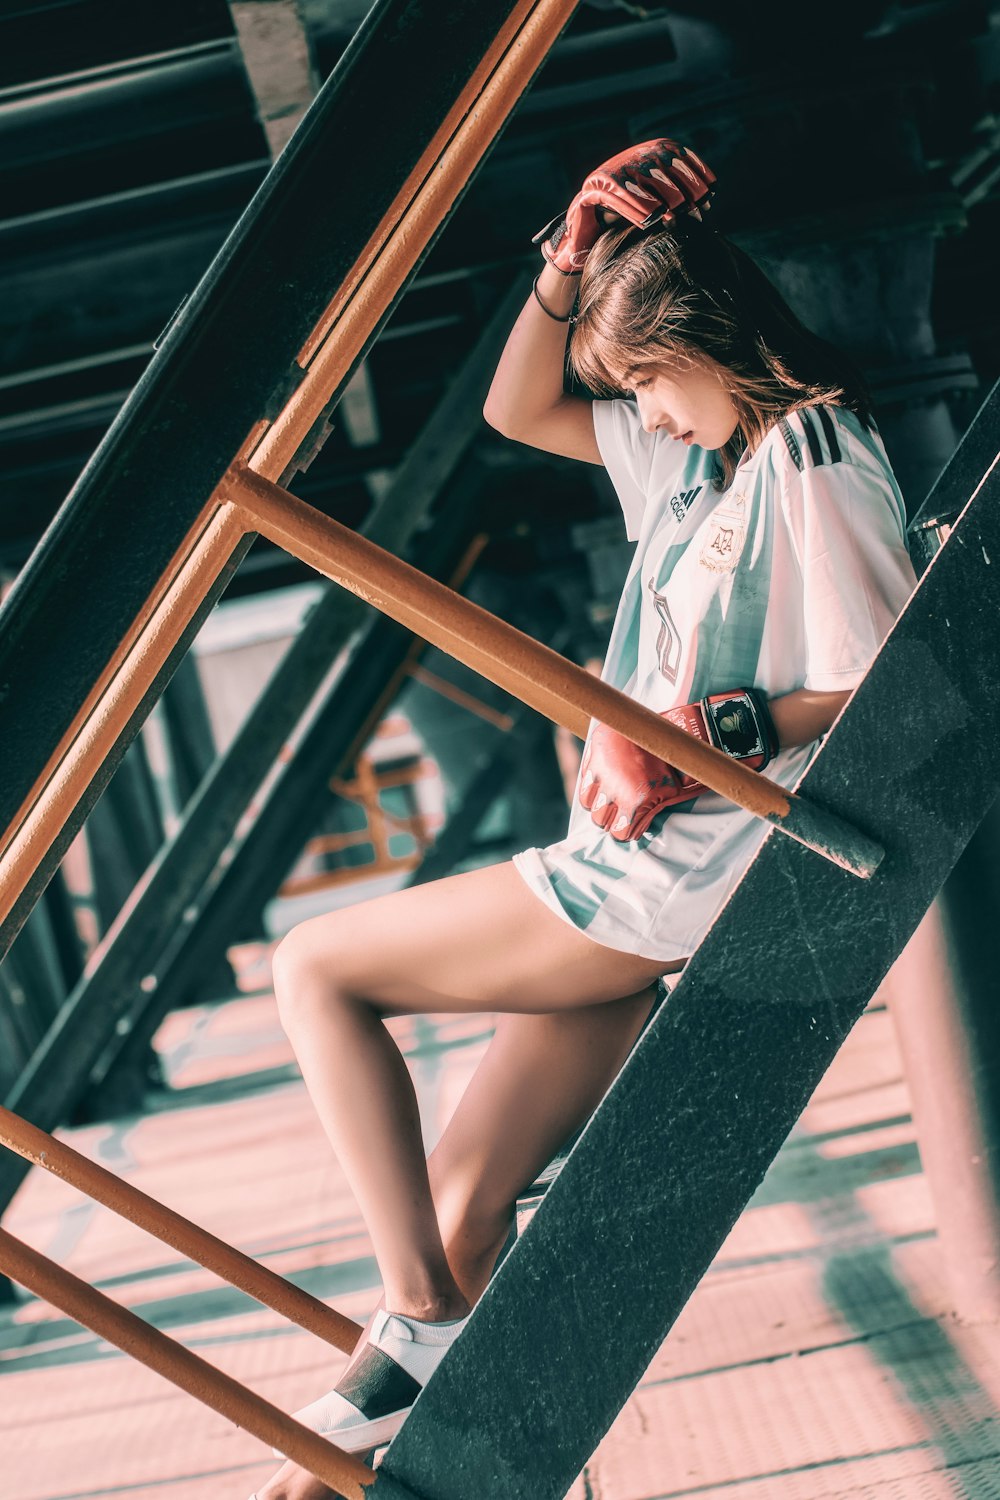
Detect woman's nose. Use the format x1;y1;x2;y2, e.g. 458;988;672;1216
636;394;660;434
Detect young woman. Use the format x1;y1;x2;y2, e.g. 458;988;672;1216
250;140;916;1500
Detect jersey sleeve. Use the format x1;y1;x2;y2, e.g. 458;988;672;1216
592;398;656;542
780;448;917;692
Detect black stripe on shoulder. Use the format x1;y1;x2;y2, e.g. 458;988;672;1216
816;404;843;464
778;417;803;471
797;407;824;468
336;1346;422;1419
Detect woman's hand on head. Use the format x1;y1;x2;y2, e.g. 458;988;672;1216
532;139;717;276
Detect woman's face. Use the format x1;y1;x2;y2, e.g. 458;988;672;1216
619;358;740;451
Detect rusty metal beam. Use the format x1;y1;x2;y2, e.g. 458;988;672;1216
0;0;579;955
0;1105;360;1351
225;464;884;877
0;1227;392;1500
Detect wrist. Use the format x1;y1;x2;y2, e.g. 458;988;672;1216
532;273;577;324
700;689;778;769
537;260;580;298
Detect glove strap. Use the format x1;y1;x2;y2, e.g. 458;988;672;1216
700;689;779;770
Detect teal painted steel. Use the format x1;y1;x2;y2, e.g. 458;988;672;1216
368;425;1000;1496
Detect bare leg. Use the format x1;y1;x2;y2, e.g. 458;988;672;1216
272;859;677;1318
256;861;680;1500
428;991;662;1303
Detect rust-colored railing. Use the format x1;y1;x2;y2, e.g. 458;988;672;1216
0;0;884;1489
224;464;883;877
0;1226;375;1499
0;1106;361;1350
0;4;590;1489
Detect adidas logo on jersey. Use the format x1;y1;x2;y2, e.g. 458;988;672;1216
669;485;703;524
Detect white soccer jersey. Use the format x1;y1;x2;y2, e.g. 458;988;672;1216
512;399;918;962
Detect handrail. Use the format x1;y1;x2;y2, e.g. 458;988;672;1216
0;0;579;951
226;466;885;879
0;1227;378;1500
0;1105;361;1351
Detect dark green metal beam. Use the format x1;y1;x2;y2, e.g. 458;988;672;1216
367;427;1000;1495
0;0;552;958
0;280;527;1212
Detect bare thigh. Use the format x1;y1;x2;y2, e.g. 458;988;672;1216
275;858;681;1017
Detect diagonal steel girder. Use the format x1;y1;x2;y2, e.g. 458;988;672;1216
0;277;527;1214
365;426;1000;1495
86;471;494;1104
0;0;578;955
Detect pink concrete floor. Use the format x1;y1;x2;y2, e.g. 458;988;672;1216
3;973;1000;1500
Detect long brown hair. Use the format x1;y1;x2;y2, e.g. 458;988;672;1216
569;220;871;489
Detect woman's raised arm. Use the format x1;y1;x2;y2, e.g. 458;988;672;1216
485;140;714;465
482;264;601;465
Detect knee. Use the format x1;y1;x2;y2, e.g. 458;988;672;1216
271;922;335;1031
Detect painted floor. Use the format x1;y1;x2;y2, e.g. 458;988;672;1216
3;957;1000;1500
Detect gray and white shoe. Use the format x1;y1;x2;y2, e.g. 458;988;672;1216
276;1306;471;1458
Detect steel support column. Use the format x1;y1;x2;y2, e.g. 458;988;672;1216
879;380;1000;1323
882;811;1000;1325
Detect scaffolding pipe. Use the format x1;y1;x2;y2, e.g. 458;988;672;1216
0;1107;360;1351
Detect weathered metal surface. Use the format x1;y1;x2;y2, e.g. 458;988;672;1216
368;447;1000;1496
0;0;576;951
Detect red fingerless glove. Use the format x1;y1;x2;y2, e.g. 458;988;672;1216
533;138;716;276
579;689;778;842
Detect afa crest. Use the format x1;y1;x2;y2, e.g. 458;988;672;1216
699;491;748;573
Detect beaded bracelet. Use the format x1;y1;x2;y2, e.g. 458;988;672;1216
532;273;576;324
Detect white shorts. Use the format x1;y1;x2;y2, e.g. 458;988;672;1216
511;740;819;963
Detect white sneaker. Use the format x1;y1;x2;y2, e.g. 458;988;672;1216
277;1306;471;1457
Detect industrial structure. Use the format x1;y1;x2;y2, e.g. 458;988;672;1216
1;2;999;1497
